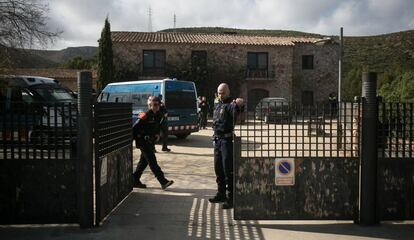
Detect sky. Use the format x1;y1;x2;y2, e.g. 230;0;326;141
44;0;414;50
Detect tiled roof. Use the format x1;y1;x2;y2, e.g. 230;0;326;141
2;68;97;79
111;32;320;46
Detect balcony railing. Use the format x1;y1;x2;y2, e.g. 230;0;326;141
246;69;271;80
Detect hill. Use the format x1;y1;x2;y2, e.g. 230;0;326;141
4;46;97;68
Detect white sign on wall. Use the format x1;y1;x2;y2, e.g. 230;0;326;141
275;158;295;186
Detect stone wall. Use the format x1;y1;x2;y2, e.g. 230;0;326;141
234;156;359;220
292;43;339;104
113;41;337;106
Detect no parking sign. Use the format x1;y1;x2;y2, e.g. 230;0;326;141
275;158;295;186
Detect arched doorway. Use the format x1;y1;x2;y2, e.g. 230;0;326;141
247;88;269;111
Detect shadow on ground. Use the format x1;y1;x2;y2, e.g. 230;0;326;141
1;188;413;240
253;221;414;240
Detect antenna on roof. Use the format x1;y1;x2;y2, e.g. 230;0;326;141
148;7;153;32
173;13;176;29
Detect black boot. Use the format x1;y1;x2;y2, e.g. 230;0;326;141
162;147;171;152
161;180;174;190
222;192;233;209
209;193;227;203
133;178;147;188
133;172;146;188
222;198;233;209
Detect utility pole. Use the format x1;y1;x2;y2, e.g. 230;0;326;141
339;27;343;102
173;13;176;29
148;7;153;32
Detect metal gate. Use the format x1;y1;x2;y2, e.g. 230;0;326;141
94;102;133;225
234;102;360;220
234;89;414;222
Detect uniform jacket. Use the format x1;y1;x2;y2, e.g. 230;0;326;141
213;96;239;136
132;110;161;147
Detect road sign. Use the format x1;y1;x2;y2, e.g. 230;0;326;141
275;158;295;186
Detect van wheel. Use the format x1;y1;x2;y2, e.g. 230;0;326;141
175;133;190;139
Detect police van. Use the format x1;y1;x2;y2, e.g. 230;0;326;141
98;79;199;139
0;75;76;143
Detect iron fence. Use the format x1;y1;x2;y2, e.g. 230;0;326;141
235;102;361;158
0;101;77;160
378;102;413;158
94;103;132;159
94;102;133;225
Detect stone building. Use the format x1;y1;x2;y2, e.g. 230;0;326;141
111;32;339;110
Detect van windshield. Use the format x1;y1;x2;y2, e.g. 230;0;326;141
32;86;74;102
165;91;196;109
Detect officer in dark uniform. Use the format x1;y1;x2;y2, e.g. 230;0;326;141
209;83;243;209
199;96;209;129
132;96;174;189
328;93;338;117
158;95;171;152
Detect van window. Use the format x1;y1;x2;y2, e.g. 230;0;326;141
108;93;129;103
165;91;196;109
33;86;74;102
21;90;34;103
131;92;152;108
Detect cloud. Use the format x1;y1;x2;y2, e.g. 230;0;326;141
42;0;414;49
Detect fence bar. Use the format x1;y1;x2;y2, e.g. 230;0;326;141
10;104;14;160
402;103;406;157
25;103;29;159
47;105;51;160
410;103;413;159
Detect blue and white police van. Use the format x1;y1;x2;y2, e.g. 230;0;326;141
98;79;199;139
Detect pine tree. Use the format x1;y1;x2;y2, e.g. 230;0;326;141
97;17;114;92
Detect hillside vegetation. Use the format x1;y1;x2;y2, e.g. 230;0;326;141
2;46;97;68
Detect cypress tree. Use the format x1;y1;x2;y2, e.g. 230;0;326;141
97;17;114;92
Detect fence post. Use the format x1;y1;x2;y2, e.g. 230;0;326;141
359;72;378;225
233;136;241;211
77;71;94;228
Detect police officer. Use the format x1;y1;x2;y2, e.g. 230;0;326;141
328;93;338;117
159;95;171;152
199;96;209;129
132;96;174;189
209;83;243;209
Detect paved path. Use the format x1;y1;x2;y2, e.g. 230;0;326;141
1;129;414;239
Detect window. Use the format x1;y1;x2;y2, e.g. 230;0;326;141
143;50;166;69
191;51;207;68
165;91;196;109
302;55;314;69
247;52;268;70
247;52;268;78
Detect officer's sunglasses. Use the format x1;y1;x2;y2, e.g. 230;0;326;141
151;101;160;107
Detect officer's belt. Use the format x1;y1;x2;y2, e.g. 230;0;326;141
214;132;233;138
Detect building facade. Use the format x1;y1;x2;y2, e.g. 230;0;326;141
111;32;339;110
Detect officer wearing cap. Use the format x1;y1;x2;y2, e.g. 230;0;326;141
209;83;243;209
132;96;174;190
